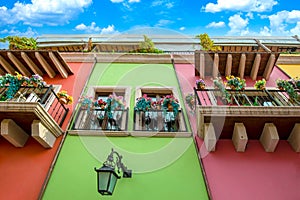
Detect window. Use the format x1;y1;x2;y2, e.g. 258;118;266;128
134;86;187;133
73;86;131;132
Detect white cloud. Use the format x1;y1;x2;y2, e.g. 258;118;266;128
227;14;249;35
75;24;88;31
259;26;272;36
206;21;226;28
0;0;92;26
152;0;163;6
203;0;278;13
111;0;140;10
111;0;140;3
101;25;118;34
166;2;174;8
0;29;8;34
246;12;254;19
155;19;174;27
1;27;38;37
179;27;185;31
268;10;300;35
75;23;118;34
290;22;300;36
151;0;174;9
75;22;101;33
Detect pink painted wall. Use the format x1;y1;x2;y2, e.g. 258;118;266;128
175;63;300;200
0;62;93;200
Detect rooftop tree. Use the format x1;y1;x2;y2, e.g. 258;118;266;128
130;35;163;53
196;33;221;51
0;36;37;50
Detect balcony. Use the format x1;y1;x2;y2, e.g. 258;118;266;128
69;108;190;137
133;110;189;137
70;107;129;136
0;85;69;148
194;87;300;152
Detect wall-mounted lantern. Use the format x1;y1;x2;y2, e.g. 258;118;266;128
94;148;132;195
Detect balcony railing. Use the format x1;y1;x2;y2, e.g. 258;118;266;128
194;87;300;107
0;85;69;127
194;87;300;152
133;110;187;132
72;107;128;131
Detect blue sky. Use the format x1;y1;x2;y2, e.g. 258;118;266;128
0;0;299;39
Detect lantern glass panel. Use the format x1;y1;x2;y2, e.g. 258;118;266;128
108;173;118;194
98;171;110;192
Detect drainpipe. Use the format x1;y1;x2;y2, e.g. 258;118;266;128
38;55;97;200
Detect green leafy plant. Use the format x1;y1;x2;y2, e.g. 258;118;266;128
276;79;299;101
283;81;298;101
290;77;300;89
213;77;231;103
130;35;163;53
0;36;37;50
162;95;180;116
254;79;266;90
185;93;195;111
196;79;206;89
196;33;221;51
0;72;46;100
134;94;153;112
226;75;246;90
79;96;94;110
30;74;46;88
276;79;286;90
57;90;73;105
105;94;126;119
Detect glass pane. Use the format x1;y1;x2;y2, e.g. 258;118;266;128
108;173;118;194
98;172;110;191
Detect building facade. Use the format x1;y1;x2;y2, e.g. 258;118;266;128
0;35;299;199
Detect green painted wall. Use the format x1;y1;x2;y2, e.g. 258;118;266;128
43;63;208;200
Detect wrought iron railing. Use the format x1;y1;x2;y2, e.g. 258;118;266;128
71;107;128;131
133;110;187;132
194;87;300;107
0;85;69;127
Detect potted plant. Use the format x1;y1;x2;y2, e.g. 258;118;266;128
94;99;107;109
0;72;49;100
30;74;46;88
107;93;126;111
196;79;206;90
291;77;300;89
100;94;125;130
161;95;180;132
134;94;153;112
57;90;73;105
21;76;31;86
134;94;154;129
254;79;266;90
276;79;286;90
162;95;180;116
0;73;21;100
213;77;231;104
79;96;94;110
282;81;298;101
226;75;246;90
185;93;195;111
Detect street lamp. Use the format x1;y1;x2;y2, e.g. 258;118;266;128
94;148;132;195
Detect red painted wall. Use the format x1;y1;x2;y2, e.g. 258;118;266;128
175;63;300;200
0;62;93;200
